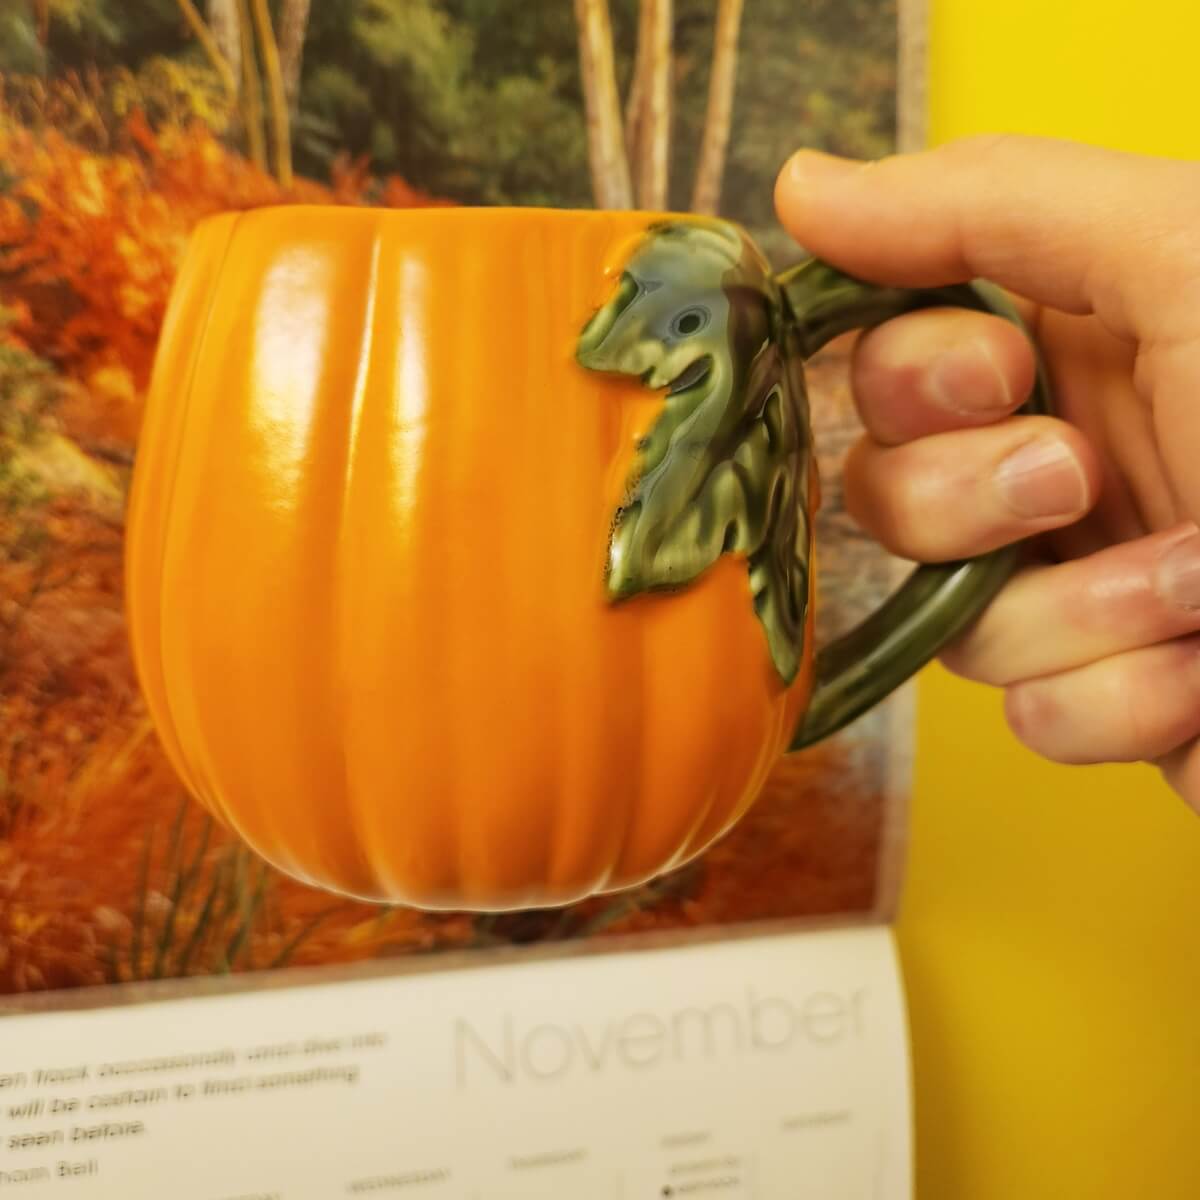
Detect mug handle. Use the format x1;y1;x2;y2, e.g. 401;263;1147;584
776;259;1053;751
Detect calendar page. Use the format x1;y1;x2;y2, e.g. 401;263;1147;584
0;926;909;1198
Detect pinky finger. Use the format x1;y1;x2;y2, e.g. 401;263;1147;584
1154;740;1200;816
1004;636;1200;766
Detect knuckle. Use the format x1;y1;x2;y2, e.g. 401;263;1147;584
936;633;975;680
939;629;1001;686
1154;742;1200;816
1065;569;1147;639
844;445;940;553
940;132;1024;167
1003;680;1056;756
1010;413;1073;444
851;330;925;394
938;564;1045;688
1067;545;1200;647
1161;638;1200;742
1115;640;1200;760
1004;678;1087;764
1115;664;1155;759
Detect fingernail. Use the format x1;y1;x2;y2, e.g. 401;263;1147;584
1156;527;1200;610
995;437;1089;520
784;149;862;185
928;339;1013;413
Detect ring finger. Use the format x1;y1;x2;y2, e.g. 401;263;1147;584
1005;636;1200;765
940;523;1200;684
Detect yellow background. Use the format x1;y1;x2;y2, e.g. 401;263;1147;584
896;2;1200;1196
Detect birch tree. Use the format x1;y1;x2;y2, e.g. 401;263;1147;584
177;0;238;99
691;0;744;215
278;0;311;110
32;0;49;45
250;0;293;187
573;0;632;208
623;0;653;194
206;0;241;89
634;0;671;209
233;0;267;168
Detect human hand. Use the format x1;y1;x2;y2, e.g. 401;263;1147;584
773;133;1200;812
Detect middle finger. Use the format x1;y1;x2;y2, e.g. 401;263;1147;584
843;414;1101;561
851;306;1039;445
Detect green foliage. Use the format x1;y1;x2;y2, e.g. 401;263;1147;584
0;332;57;516
298;0;462;182
0;3;233;148
124;801;270;981
296;0;598;204
456;63;590;207
0;0;182;74
108;54;235;135
0;328;61;567
0;0;122;77
44;0;123;46
117;797;334;982
669;0;897;261
6;0;899;250
351;0;475;143
0;7;47;76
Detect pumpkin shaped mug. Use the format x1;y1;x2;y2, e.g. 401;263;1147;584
124;206;1050;911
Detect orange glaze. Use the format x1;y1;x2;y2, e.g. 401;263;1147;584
124;206;815;910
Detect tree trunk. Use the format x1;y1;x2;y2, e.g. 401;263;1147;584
32;0;50;45
896;0;928;153
250;0;293;188
636;0;671;210
277;0;311;110
573;0;633;209
205;0;241;94
624;0;655;198
234;0;267;170
177;0;238;99
691;0;744;215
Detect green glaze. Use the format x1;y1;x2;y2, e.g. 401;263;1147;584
576;219;815;685
778;259;1052;749
577;221;1054;750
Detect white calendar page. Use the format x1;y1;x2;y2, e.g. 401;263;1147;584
0;925;909;1199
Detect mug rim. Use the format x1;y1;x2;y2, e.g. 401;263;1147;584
193;203;747;233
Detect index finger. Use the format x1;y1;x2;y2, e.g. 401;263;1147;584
773;134;1200;343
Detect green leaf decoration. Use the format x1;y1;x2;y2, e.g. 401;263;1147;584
576;218;814;685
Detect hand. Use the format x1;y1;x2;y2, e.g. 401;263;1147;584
773;133;1200;813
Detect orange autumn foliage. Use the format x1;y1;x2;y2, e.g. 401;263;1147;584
0;87;886;994
0;106;449;447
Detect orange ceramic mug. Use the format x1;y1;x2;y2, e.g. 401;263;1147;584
125;205;1050;911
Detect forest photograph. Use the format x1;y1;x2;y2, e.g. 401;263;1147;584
0;0;904;1002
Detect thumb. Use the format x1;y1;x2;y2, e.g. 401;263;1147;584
773;134;1200;342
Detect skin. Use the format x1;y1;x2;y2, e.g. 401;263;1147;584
773;133;1200;814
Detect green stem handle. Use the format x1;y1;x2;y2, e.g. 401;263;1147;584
776;259;1052;751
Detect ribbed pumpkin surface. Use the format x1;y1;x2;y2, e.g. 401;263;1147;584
124;206;814;910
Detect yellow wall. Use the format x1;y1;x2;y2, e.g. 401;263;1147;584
897;3;1200;1196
